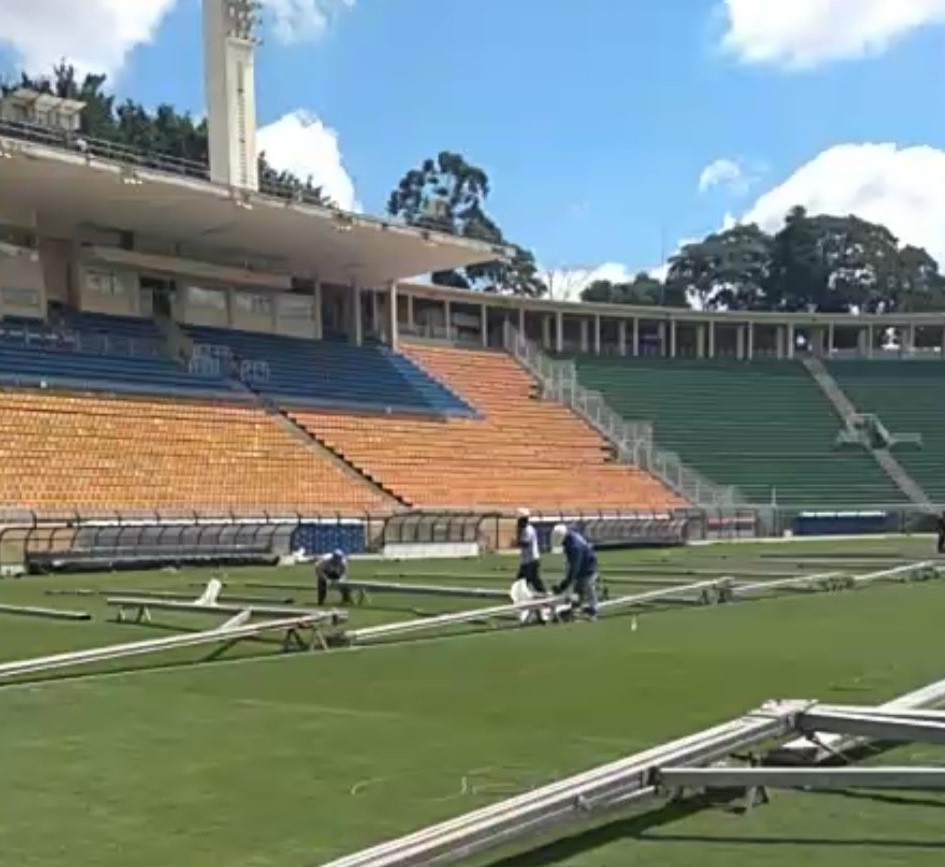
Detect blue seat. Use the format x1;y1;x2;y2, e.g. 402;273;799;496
0;311;232;398
183;325;475;416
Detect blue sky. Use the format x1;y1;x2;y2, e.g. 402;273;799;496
3;0;945;288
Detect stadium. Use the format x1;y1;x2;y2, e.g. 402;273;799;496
2;3;945;866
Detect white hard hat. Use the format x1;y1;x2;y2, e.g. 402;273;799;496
516;507;531;519
551;523;568;548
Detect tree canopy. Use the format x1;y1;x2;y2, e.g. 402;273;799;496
387;151;547;297
1;63;332;206
585;207;945;312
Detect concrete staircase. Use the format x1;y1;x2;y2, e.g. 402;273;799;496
802;357;931;508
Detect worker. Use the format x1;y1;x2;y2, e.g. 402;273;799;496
315;549;351;606
937;510;945;555
551;524;600;620
515;508;546;593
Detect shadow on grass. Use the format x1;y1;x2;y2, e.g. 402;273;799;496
485;795;719;866
487;786;945;867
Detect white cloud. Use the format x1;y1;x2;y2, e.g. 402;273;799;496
699;158;744;193
743;143;945;265
261;0;356;44
721;0;945;69
0;0;355;75
0;0;176;75
257;110;359;211
549;143;945;303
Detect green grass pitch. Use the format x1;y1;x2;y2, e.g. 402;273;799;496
1;538;944;867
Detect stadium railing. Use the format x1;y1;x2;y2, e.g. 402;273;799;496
502;322;742;508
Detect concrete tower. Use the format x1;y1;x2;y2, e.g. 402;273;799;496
202;0;260;191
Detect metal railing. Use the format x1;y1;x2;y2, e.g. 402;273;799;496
0;319;164;359
502;322;741;507
0;118;330;208
190;343;271;383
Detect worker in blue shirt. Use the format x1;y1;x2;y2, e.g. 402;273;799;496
550;524;599;620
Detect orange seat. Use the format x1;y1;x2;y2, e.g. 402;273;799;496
0;390;390;516
290;344;686;512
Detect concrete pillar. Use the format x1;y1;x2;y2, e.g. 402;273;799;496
352;284;362;346
707;320;716;358
406;293;414;330
746;322;754;360
618;319;627;356
632;318;640;357
658;322;667;357
480;303;488;347
775;326;784;359
388;282;399;350
940;326;945;358
444;299;452;339
827;322;835;356
736;325;745;360
579;318;589;353
669;319;677;358
907;323;917;354
542;314;552;350
370;290;380;338
313;278;323;339
555;310;564;353
857;326;868;356
786;323;796;359
866;324;874;358
517;306;525;335
696;324;706;359
593;314;601;355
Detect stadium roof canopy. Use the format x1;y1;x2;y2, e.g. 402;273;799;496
0;138;508;287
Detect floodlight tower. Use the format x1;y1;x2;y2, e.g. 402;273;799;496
202;0;261;191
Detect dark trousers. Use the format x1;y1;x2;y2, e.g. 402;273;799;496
317;575;352;606
517;560;546;594
938;533;944;555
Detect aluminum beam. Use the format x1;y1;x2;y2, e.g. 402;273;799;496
245;580;509;600
0;613;329;683
597;578;730;614
344;596;570;646
799;706;945;747
776;670;945;763
106;596;330;622
0;602;91;621
731;572;843;598
850;561;935;587
659;766;945;791
319;702;805;867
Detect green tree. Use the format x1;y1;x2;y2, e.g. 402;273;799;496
768;208;945;313
580;272;687;307
2;63;331;206
666;224;771;310
387;151;547;297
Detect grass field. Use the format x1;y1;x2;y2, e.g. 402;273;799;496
2;538;945;867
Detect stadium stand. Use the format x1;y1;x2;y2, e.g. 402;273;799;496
569;356;907;507
0;309;228;396
183;324;475;415
289;343;686;511
0;390;391;514
827;360;945;503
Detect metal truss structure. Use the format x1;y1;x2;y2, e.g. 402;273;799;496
321;679;945;866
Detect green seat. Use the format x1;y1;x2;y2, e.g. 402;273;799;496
568;356;906;507
828;360;945;503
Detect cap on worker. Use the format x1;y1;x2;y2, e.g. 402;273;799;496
551;524;568;548
516;507;530;519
